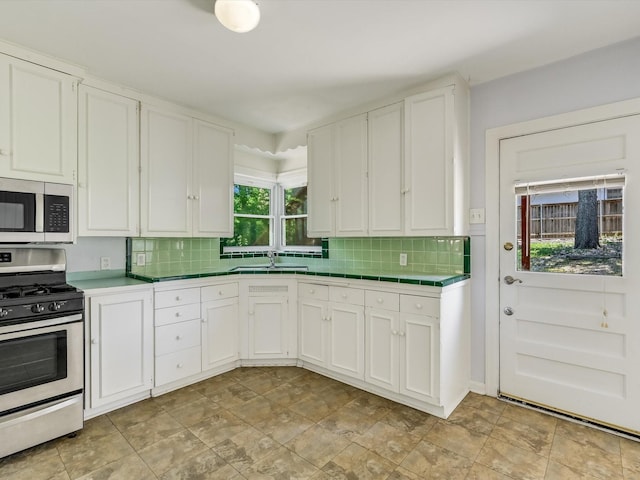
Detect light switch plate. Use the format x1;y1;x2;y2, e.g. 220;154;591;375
470;208;486;224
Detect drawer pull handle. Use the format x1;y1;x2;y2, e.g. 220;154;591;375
177;363;184;369
341;293;347;299
175;312;182;317
415;303;423;309
176;296;182;301
309;289;315;294
399;331;406;336
175;335;182;340
377;298;383;303
219;291;223;295
392;330;398;336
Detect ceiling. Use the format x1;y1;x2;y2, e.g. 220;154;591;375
0;0;639;136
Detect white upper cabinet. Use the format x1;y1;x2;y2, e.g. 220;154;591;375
192;119;234;237
140;104;234;237
78;86;139;236
307;114;368;237
368;102;404;236
307;76;468;237
0;53;77;184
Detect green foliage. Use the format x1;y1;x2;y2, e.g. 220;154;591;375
234;184;270;215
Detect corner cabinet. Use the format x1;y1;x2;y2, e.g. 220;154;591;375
140;104;233;237
307;114;368;237
201;283;239;371
77;85;140;236
85;288;154;418
307;76;469;237
0;53;77;184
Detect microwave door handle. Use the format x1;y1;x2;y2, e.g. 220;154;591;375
35;193;44;232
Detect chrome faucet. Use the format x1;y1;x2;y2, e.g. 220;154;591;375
267;250;277;268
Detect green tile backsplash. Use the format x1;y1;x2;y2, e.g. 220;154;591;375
128;236;470;278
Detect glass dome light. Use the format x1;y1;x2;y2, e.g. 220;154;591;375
215;0;261;33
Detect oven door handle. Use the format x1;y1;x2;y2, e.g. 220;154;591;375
0;396;81;429
35;193;44;233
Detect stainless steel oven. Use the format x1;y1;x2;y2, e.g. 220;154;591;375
0;248;84;458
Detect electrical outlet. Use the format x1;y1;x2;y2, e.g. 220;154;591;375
470;208;486;224
399;253;408;266
100;257;111;270
136;253;146;266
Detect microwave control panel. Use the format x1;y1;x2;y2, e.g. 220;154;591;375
44;195;69;233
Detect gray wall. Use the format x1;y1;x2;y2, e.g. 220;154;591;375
468;36;640;384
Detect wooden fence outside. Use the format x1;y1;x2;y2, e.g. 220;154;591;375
517;199;622;239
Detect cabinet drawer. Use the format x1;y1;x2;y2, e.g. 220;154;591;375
201;283;238;302
155;346;201;386
155;319;201;356
400;295;439;317
155;303;201;326
155;288;200;309
330;286;364;305
298;283;329;301
365;290;399;311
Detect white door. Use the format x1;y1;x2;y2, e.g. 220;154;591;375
192;119;234;237
89;292;153;408
248;296;289;358
365;308;399;391
328;303;364;380
399;313;439;403
499;115;640;433
78;86;139;236
202;298;239;370
298;299;327;366
140;105;192;236
307;124;334;237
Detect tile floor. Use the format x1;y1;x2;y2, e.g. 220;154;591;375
1;366;639;479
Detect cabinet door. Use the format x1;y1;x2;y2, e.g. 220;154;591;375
202;297;239;370
307;124;334;237
328;303;364;380
78;86;139;236
192;119;234;237
365;308;399;391
404;86;454;235
368;103;403;236
399;313;439;403
0;54;77;183
298;299;327;367
89;291;153;408
248;296;289;359
334;114;368;236
140;105;192;236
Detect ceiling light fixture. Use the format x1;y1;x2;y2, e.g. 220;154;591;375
215;0;261;33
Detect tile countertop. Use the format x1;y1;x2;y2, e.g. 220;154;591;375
123;266;469;288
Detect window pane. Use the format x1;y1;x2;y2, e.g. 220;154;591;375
226;217;271;247
234;184;270;215
284;186;308;215
283;217;321;247
516;185;622;276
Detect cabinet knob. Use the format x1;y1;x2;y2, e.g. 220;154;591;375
401;188;410;194
78;182;86;188
187;195;193;200
377;297;383;304
91;338;98;344
194;195;200;200
175;312;182;317
415;303;423;310
391;330;398;336
176;296;181;301
177;363;184;369
309;289;315;294
0;148;9;156
219;290;223;295
399;331;406;336
175;335;182;340
341;293;347;299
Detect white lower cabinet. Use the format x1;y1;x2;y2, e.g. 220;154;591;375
85;288;153;416
299;283;364;380
201;283;239;371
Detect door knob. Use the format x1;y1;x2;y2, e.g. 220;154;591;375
504;307;514;316
504;275;523;285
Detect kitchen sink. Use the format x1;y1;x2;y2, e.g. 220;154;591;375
229;265;309;273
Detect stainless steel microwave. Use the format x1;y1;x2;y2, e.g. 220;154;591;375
0;178;73;243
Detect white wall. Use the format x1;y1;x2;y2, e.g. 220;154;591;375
469;36;640;385
63;237;127;273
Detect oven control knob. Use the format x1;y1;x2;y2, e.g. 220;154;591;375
49;302;62;311
0;308;8;318
31;304;45;313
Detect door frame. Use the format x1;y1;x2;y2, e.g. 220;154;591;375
484;96;640;397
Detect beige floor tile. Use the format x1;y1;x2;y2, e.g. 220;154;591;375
137;429;209;476
555;419;621;455
189;409;250;447
0;438;61;477
57;431;135;479
446;402;500;436
461;392;507;417
354;421;421;464
252;406;315;444
243;446;319;479
621;438;640;474
228;395;280;424
550;434;623;480
167;396;223;427
1;453;68;480
200;381;260;408
236;372;284;394
288;392;344;422
424;419;489;460
344;392;395;419
475;437;548;480
466;462;517;480
400;439;473;479
490;416;555;456
75;453;156;480
500;404;557;434
318;403;382;440
545;459;601;479
625;468;640;480
119;411;184;451
322;443;397;480
386;466;423;479
381;403;438;437
212;426;281;473
107;397;164;431
263;382;314;408
159;449;244;480
285;424;351;468
265;366;307;382
154;385;207;410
